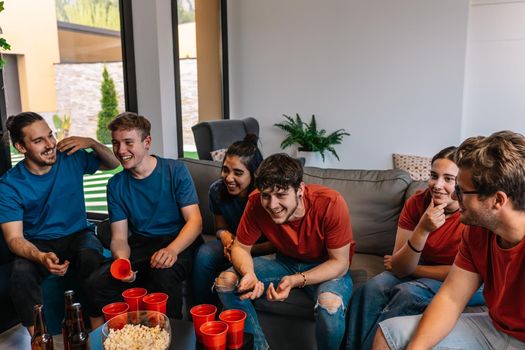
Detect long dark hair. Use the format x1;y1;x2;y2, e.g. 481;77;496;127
431;146;457;165
219;133;263;201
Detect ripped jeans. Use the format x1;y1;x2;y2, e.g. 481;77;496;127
346;271;485;350
216;253;353;350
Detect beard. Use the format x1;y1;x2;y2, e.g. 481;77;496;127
26;148;57;167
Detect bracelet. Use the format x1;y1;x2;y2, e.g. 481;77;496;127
407;239;423;253
296;272;307;288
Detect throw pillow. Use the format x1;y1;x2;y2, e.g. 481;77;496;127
210;148;227;162
392;153;431;181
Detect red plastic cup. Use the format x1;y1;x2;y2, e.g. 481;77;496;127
200;321;228;350
219;309;246;349
110;258;132;280
143;292;168;315
102;302;129;323
190;304;217;343
122;287;147;311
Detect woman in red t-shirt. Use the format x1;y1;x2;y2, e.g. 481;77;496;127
346;146;484;350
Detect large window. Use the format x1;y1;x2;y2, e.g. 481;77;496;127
0;0;128;213
176;0;228;158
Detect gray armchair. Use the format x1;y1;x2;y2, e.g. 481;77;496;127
191;117;259;161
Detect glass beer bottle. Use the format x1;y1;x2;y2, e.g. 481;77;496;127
62;290;75;350
31;304;54;350
68;303;90;350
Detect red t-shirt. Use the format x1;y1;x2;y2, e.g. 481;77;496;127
236;184;354;264
454;226;525;342
398;189;465;265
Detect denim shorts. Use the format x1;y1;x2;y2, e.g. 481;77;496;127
379;312;525;350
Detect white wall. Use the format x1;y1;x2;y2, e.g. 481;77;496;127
462;0;525;138
132;0;179;159
227;0;470;169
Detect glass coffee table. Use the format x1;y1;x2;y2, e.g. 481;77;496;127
90;318;253;350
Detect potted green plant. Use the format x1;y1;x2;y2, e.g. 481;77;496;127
274;113;349;166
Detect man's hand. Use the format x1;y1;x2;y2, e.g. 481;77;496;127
150;248;177;269
57;136;94;155
41;252;69;276
384;254;393;271
218;230;235;262
237;272;264;300
266;275;296;302
418;201;447;233
121;270;137;283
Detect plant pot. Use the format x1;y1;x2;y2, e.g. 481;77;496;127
297;151;325;168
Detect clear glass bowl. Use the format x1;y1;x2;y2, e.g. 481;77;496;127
101;311;171;350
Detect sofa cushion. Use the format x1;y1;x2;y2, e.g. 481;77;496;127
182;158;222;236
405;180;428;202
303;168;412;256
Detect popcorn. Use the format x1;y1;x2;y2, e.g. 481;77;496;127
103;324;170;350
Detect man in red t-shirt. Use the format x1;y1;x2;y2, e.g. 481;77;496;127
216;153;354;350
373;131;525;350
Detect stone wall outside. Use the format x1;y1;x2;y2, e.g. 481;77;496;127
53;59;197;146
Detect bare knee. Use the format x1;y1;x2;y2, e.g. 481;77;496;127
317;292;343;314
214;271;239;292
372;327;390;350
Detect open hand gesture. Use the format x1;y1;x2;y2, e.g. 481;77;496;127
266;275;295;302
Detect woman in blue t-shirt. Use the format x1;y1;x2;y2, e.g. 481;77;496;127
192;134;273;305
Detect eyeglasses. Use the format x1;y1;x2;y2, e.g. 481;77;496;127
454;185;480;198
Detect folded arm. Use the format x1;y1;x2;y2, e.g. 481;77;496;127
390;202;447;278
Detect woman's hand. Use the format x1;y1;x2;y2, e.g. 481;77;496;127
218;230;235;261
418;201;447;233
384;254;393;271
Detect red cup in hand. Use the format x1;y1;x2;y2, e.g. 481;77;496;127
110;258;132;280
122;287;147;311
200;321;228;350
143;292;169;315
190;304;217;343
219;309;247;349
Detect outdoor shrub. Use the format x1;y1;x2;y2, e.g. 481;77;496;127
97;66;118;144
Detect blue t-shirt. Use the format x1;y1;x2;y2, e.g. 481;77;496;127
208;179;248;235
0;150;100;240
107;157;198;237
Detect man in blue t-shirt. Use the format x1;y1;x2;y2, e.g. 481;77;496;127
0;112;120;335
87;112;202;328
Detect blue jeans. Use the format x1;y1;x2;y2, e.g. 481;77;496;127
346;271;485;350
192;240;231;305
380;313;525;350
217;253;353;350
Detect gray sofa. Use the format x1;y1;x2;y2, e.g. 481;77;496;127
183;158;429;349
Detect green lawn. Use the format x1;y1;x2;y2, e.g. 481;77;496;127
10;148;199;213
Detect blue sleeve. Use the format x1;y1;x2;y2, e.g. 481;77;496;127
71;149;100;175
208;180;223;215
173;161;199;208
0;182;23;224
107;178;128;223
